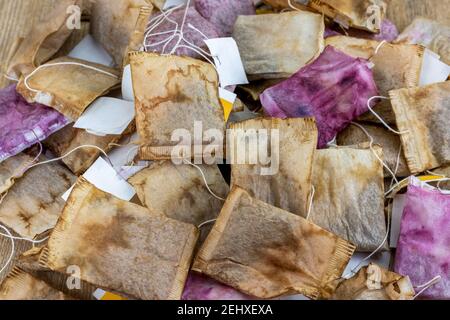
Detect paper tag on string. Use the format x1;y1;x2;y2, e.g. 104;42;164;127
218;87;236;122
93;289;126;300
390;194;406;248
204;38;249;88
420;49;450;86
122;64;134;102
68;35;115;67
163;0;187;10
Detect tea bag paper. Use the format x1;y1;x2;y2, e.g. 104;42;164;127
68;35;115;67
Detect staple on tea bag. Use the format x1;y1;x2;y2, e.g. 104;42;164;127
193;187;356;299
230;117;317;217
233;11;325;80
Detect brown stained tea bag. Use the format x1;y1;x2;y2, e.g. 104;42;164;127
337;123;410;178
0;153;35;195
331;264;415;300
193;187;356;299
232;11;325;80
129;52;225;160
230;118;317;217
40;178;198;300
128;161;229;228
389;81;450;174
325;36;424;125
91;1;153;67
309;0;387;33
309;145;387;252
0;157;76;239
16;57;120;122
6;0;81;80
431;164;450;189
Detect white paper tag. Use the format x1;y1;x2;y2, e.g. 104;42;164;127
218;87;236;122
204;38;249;88
163;0;187;10
122;64;134;102
119;165;149;180
74;97;135;136
68;35;115;67
62;158;136;201
390;194;406;248
342;251;392;279
420;49;450;86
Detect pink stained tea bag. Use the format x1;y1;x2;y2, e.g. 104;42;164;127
394;177;450;299
194;0;255;37
0;85;69;163
260;46;378;148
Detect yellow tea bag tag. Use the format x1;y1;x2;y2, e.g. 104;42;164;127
93;288;126;300
219;87;236;122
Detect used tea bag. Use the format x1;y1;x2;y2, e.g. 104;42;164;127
309;0;387;33
0;153;34;195
346;19;399;42
129;52;225;160
6;0;81;80
230;118;317;217
40;178;198;300
395;18;450;65
193;187;356;299
308;145;387;252
91;0;153;67
260;46;378;148
194;0;255;36
337;123;410;177
128;161;229;228
331;264;415;300
16;57;120;122
0;85;69;163
389;81;450;173
0;156;76;239
394;177;450;299
232;11;325;80
431;164;450;189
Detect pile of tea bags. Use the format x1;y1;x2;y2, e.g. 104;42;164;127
0;0;449;300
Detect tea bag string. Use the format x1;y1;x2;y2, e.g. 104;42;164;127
305;185;315;220
413;275;442;299
366;96;409;135
24;62;119;94
3;73;19;82
373;40;387;56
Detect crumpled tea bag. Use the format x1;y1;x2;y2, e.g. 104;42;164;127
194;0;255;36
182;272;252;300
233;11;324;80
0;155;76;239
308;145;387;252
40;178;199;300
6;0;81;80
331;264;415;300
394;177;450;299
230;118;317;217
129;52;225;160
91;0;153;67
144;6;219;59
389;81;450;173
0;85;69;163
193;187;356;299
395;17;450;65
337;123;410;178
16;57;120;122
346;19;399;42
431;164;450;189
128;161;229;228
309;0;387;33
0;153;34;195
261;46;378;148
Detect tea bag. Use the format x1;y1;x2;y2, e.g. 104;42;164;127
389;81;450;173
0;85;69;163
193;187;356;299
261;46;378;148
0;156;76;239
16;57;120;122
230;117;317;217
394;177;450;299
194;0;255;36
331;264;415;300
308;145;387;252
128;161;229;228
129;52;225;161
431;164;450;189
182;272;252;300
395;18;450;65
91;0;153;67
309;0;387;33
232;11;325;80
40;178;198;300
0;153;34;195
337;123;410;178
6;0;81;80
346;19;399;42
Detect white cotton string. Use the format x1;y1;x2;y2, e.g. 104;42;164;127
198;219;217;229
413;276;441;299
287;0;301;11
3;73;19;82
24;62;119;94
0;231;49;244
374;40;387;55
0;224;14;275
183;159;226;202
389;143;403;190
187;23;209;40
366;96;408;135
305;185;315;220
